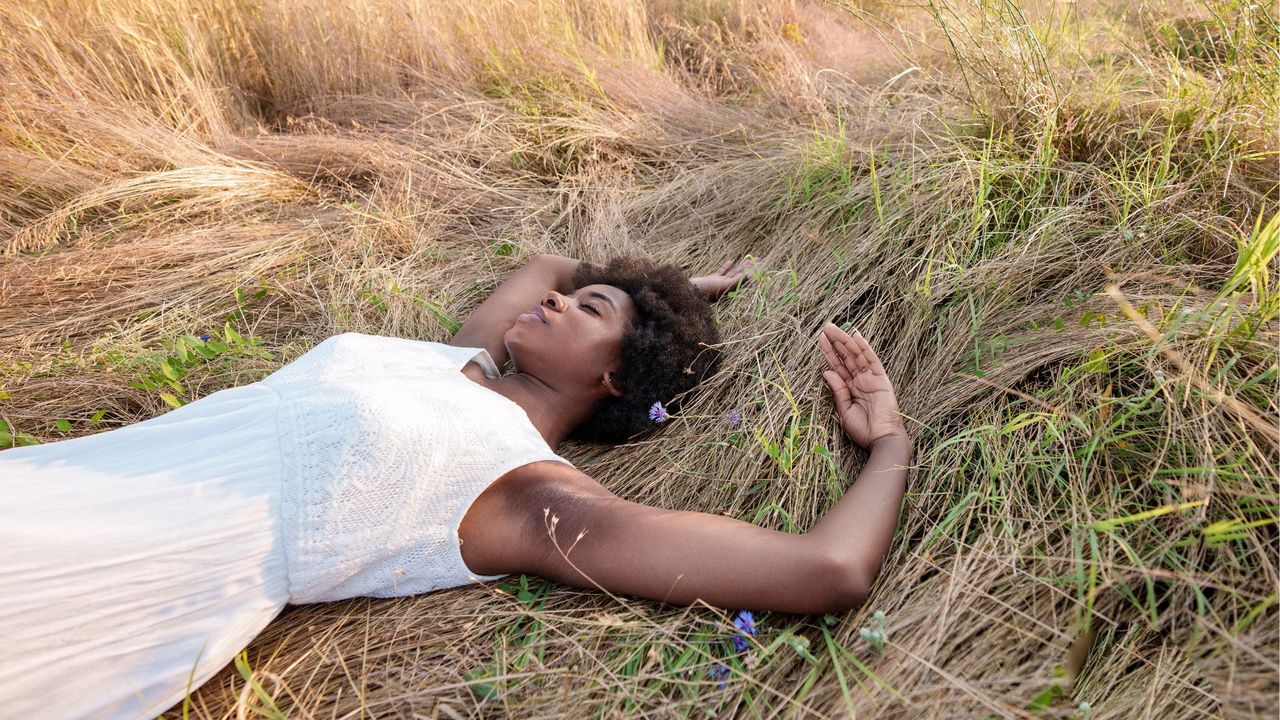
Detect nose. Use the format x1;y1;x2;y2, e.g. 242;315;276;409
543;291;565;312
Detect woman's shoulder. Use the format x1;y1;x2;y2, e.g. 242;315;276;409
457;459;604;575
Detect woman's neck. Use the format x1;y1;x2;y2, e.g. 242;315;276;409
464;365;593;451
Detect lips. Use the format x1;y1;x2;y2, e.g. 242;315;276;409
527;305;547;323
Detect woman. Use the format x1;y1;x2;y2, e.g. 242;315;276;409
0;254;910;719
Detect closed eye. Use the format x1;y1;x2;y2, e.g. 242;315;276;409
582;303;600;316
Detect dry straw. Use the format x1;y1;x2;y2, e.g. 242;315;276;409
1;0;1276;718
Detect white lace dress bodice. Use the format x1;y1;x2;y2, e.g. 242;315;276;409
262;332;572;602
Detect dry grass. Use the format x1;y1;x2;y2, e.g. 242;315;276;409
1;0;1277;718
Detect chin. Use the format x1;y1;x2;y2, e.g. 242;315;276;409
501;326;518;364
504;335;542;375
503;339;521;371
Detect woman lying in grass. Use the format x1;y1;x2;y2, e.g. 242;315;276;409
0;254;910;719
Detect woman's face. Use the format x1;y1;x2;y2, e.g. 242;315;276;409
504;284;635;395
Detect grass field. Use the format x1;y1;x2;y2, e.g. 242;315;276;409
1;0;1277;717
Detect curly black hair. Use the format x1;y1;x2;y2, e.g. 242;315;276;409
569;256;721;443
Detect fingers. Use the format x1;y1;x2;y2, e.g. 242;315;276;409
839;330;885;376
730;256;756;277
820;323;865;374
717;259;734;275
822;370;853;415
823;322;885;376
821;322;854;345
819;322;890;389
817;332;854;382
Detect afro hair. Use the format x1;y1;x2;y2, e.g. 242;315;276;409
569;256;721;443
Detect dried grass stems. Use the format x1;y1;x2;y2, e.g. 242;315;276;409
1;0;1276;718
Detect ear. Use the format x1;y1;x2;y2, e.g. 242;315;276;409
601;371;624;398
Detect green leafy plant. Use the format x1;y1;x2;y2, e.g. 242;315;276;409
123;323;273;408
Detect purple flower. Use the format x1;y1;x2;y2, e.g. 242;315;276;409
199;334;210;342
648;401;669;423
730;610;757;652
706;662;729;688
724;410;743;426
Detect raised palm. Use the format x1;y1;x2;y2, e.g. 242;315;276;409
818;323;905;449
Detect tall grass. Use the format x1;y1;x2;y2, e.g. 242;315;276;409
1;0;1276;718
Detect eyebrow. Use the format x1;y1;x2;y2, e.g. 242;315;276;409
586;290;617;312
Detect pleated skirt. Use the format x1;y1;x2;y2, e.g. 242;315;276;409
0;382;290;719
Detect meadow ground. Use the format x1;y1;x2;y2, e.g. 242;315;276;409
1;0;1277;718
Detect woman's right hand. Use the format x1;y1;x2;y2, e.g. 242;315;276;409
818;323;906;450
690;257;756;302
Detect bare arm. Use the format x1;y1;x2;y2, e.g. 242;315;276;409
451;254;579;368
450;254;755;368
807;323;911;600
477;462;858;615
478;324;909;614
806;432;910;601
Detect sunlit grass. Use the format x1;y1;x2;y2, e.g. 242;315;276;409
0;0;1275;718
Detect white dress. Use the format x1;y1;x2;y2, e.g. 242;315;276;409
0;333;571;719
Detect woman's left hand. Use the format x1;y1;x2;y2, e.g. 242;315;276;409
691;257;756;302
818;323;905;450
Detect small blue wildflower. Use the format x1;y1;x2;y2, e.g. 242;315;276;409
723;409;743;426
706;662;730;689
729;610;757;652
199;334;210;342
648;401;669;423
